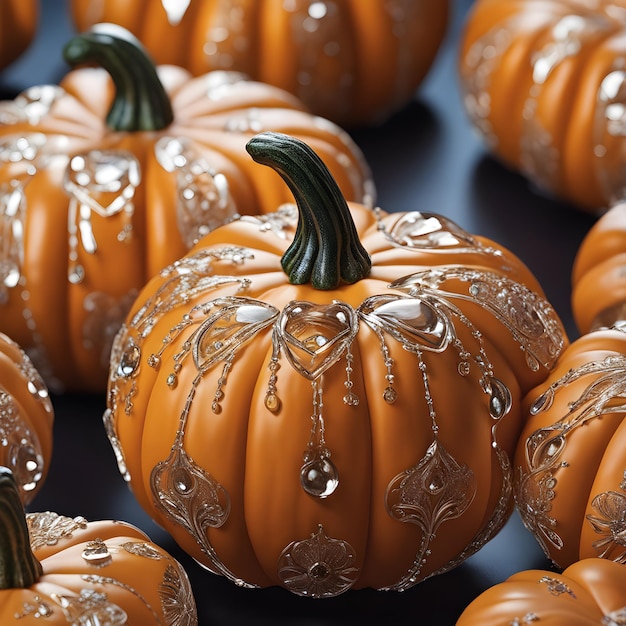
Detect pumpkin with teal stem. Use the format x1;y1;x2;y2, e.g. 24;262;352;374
0;466;198;624
0;331;52;504
70;0;450;128
0;23;373;393
456;558;626;626
104;132;567;596
514;323;626;568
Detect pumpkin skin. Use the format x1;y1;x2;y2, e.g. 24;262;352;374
458;0;626;213
515;325;626;568
0;0;37;71
0;467;198;625
571;201;626;334
104;132;567;596
456;558;626;626
0;24;374;393
0;332;52;503
70;0;449;128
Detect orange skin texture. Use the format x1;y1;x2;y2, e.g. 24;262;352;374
107;203;567;591
459;0;626;212
456;558;626;625
0;65;372;392
0;0;37;70
70;0;449;127
516;328;626;568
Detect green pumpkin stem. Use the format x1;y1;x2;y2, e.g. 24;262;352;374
246;132;371;290
63;23;174;132
0;467;42;589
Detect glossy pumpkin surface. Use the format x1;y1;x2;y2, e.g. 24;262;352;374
0;332;52;503
459;0;626;213
456;558;626;625
0;467;197;624
0;25;373;393
572;201;626;334
515;325;626;568
0;0;37;71
104;132;567;596
70;0;449;127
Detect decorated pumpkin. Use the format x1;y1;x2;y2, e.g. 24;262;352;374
0;24;374;393
458;0;626;213
0;0;38;71
456;558;626;625
104;132;567;596
515;324;626;568
0;466;197;624
70;0;449;127
572;201;626;334
0;331;52;503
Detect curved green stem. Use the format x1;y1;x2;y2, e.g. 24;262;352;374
63;23;174;132
0;467;42;589
246;132;371;290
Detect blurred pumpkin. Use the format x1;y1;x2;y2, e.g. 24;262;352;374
104;132;566;596
572;201;626;334
0;332;52;503
459;0;626;213
515;324;626;568
0;23;374;392
0;0;37;71
0;466;197;624
70;0;449;127
456;558;626;626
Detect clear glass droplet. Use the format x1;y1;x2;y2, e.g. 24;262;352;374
300;456;339;498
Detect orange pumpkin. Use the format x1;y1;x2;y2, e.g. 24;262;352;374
0;466;198;624
515;325;626;568
0;331;52;503
572;201;626;334
0;0;38;71
456;558;626;625
0;24;373;393
458;0;626;213
70;0;449;127
104;132;567;596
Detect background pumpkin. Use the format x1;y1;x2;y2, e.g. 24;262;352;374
514;324;626;568
0;0;38;71
0;466;197;624
0;24;374;393
456;557;626;625
70;0;450;128
0;331;52;503
104;132;567;596
458;0;626;213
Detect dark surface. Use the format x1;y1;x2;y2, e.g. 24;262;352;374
0;1;598;624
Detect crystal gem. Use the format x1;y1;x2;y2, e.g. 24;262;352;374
300;456;339;498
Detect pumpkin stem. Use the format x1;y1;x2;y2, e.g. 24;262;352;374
0;467;42;589
63;23;174;132
246;132;371;289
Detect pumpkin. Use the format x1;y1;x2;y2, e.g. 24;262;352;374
458;0;626;213
456;557;626;625
0;24;374;393
0;466;198;624
0;0;38;71
0;331;52;503
515;324;626;568
70;0;450;128
571;201;626;334
103;131;567;596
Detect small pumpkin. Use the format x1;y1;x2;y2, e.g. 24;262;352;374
0;0;38;71
0;331;52;503
0;24;373;392
458;0;626;213
70;0;449;127
456;558;626;626
571;201;626;334
104;132;567;596
0;466;198;624
515;324;626;568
